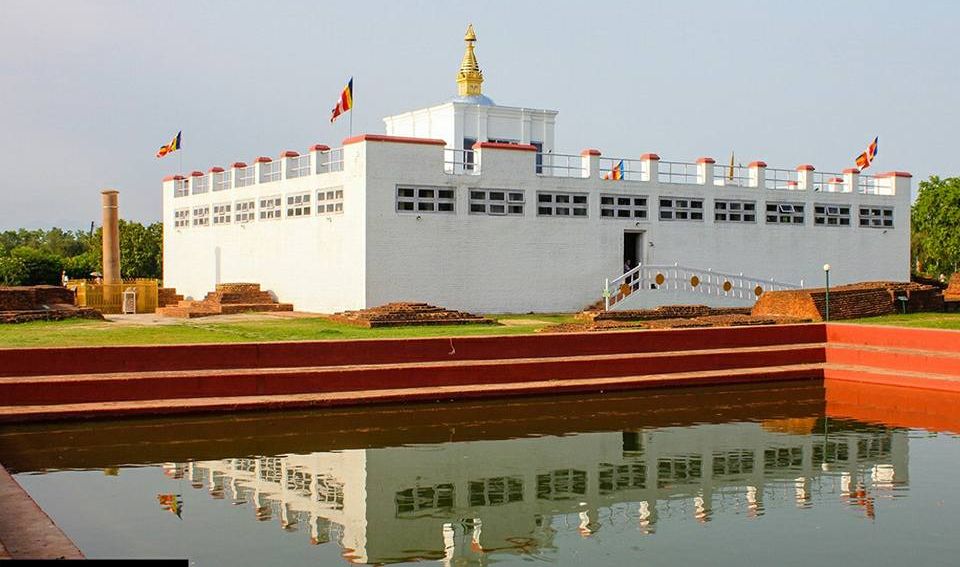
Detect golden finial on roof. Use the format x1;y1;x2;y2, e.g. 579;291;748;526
457;24;484;97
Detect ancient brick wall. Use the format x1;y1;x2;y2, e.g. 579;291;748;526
0;286;75;311
754;281;943;321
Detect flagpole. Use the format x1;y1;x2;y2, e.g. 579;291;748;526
349;77;354;138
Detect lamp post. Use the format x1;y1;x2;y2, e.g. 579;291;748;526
823;264;831;322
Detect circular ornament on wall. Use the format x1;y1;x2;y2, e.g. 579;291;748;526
655;273;666;286
723;280;733;292
690;275;700;288
754;285;764;297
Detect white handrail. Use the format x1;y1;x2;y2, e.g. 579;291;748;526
604;262;802;310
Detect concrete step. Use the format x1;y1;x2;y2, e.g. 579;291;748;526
0;364;824;423
0;344;825;406
0;324;827;378
826;343;960;377
824;363;960;393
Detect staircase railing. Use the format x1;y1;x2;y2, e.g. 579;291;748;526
604;263;803;310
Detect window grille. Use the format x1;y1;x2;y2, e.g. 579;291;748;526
212;203;232;225
765;202;805;224
317;188;344;214
659;197;704;221
174;179;189;197
191;206;209;227
234;200;255;223
859;206;894;228
469;189;524;215
174;208;190;228
396;185;455;213
814;204;851;226
714;199;756;223
259;196;281;220
600;194;648;219
235;167;254;188
286;192;311;217
469;476;524;506
537;192;588;217
286;155;311;179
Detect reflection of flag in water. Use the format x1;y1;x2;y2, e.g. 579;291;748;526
603;160;624;180
855;136;878;170
157;493;184;519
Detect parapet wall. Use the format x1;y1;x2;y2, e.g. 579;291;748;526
0;286;75;311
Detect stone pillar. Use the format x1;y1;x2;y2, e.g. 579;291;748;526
749;161;767;188
310;144;330;174
280;150;299;180
580;148;601;179
843;168;860;193
796;164;815;190
640;153;660;182
696;157;715;186
101;190;121;285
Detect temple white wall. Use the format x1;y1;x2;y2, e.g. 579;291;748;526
163;137;911;314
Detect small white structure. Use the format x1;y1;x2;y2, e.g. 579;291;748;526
162;26;912;313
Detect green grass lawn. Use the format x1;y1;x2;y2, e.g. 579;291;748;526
0;313;580;348
850;311;960;330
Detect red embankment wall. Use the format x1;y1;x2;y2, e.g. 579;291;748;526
0;324;827;378
826;378;960;434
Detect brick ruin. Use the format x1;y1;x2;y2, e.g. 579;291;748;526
752;281;943;321
156;283;293;318
329;302;494;328
0;286;103;324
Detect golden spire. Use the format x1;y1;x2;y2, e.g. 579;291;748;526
457;24;484;97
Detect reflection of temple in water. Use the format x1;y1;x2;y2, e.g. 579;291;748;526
170;419;908;564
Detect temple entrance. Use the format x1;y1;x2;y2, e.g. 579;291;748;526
623;231;644;272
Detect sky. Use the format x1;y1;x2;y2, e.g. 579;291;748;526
1;0;957;230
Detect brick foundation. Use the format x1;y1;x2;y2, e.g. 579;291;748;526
753;281;943;321
156;283;293;318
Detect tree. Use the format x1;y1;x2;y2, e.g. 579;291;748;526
0;256;27;286
63;253;99;280
912;176;960;277
9;247;63;285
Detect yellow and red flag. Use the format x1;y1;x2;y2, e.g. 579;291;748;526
854;136;878;170
603;159;624;180
330;78;353;123
156;131;181;159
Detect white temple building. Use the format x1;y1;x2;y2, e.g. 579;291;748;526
162;25;912;313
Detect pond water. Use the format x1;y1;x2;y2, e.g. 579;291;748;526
2;380;959;566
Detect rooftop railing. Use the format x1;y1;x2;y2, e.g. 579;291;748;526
167;141;906;198
444;148;479;175
539;152;585;178
658;161;699;184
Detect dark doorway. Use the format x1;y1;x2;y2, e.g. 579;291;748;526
623;231;643;272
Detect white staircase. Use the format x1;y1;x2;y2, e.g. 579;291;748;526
604;263;803;311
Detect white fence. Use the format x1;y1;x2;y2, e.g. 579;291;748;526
604;263;803;310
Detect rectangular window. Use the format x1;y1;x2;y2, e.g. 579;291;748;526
317;187;344;215
469;189;524;216
536;191;588;217
174;179;189;198
259;161;281;183
212;203;232;225
536;469;587;500
234;200;255;223
191;175;209;195
600;194;648;220
286;155;311;179
213;171;232;191
395;484;455;517
259;196;281;220
174;208;190;228
532;141;543;174
468;476;524;507
714;199;756;223
235;167;254;188
814;203;852;226
766;202;805;225
859;206;894;228
396;185;455;213
286;192;311;217
191;206;209;227
659;197;704;221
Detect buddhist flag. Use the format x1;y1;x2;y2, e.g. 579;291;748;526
728;152;735;181
854;136;878;170
330;78;353;123
156;131;181;159
603;160;624;180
